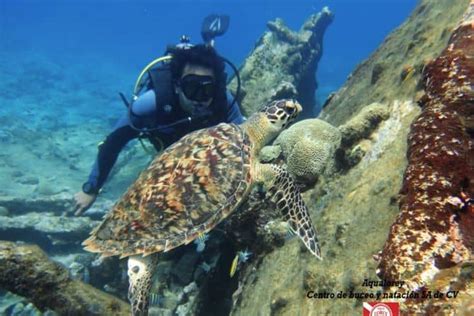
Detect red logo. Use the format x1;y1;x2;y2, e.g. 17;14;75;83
363;302;399;316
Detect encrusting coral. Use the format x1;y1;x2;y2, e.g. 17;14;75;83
338;102;390;149
377;2;474;313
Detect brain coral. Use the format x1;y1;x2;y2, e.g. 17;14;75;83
274;119;341;183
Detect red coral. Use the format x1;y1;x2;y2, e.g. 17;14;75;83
377;8;474;291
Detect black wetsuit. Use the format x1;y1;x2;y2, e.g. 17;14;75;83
84;87;244;194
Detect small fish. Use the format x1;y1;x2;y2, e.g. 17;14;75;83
229;253;239;278
193;233;210;252
230;249;253;277
286;226;296;240
150;293;163;306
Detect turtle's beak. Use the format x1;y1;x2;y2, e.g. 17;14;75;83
285;99;302;117
292;100;303;114
297;102;302;113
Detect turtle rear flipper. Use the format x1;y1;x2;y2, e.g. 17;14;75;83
127;254;158;316
257;163;322;259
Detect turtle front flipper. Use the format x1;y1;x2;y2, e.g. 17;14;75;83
127;254;158;316
256;163;322;259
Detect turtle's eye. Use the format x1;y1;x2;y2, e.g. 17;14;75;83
286;107;295;115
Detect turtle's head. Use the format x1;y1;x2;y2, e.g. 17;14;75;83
260;99;302;131
244;99;302;151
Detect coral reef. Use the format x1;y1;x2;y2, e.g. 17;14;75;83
0;9;332;314
231;1;471;315
261;105;391;183
335;103;390;168
1;1;472;315
273;119;341;184
228;7;333;117
320;0;469;126
0;241;129;315
0;212;97;250
338;103;389;149
402;262;474;315
0;195;106;251
377;1;474;310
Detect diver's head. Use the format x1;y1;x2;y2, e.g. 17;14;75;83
175;63;215;115
170;44;226;116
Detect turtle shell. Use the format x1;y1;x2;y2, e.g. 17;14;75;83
83;123;253;258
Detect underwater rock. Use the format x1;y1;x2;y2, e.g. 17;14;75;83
174;282;199;316
9;302;44;316
0;194;73;216
378;2;474;312
0;291;33;315
35;182;64;196
338;103;390;149
274;118;341;184
0;212;98;251
69;261;90;283
402;262;474;315
231;1;470;315
0;241;129;315
268;81;298;101
171;251;200;285
228;7;333;117
17;176;39;185
0;206;9;217
144;238;229;316
370;62;386;85
334;103;390;168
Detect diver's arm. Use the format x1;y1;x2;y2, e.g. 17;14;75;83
74;120;139;216
225;91;245;124
74;91;157;215
88;123;140;191
85;90;157;191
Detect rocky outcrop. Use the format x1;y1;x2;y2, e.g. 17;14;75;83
0;195;110;252
338;103;390;149
259;106;390;186
0;212;97;251
230;1;471;315
0;241;129;315
377;2;474;313
2;2;472;316
229;8;333;118
335;102;391;168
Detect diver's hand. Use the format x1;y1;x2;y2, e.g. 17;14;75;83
73;191;97;216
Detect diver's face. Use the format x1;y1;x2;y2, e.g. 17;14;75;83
176;63;215;115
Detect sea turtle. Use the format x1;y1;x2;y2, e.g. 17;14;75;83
83;99;321;315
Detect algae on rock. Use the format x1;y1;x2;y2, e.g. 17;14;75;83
229;7;333;118
0;241;129;315
229;1;471;315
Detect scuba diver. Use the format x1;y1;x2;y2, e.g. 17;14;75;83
73;15;244;216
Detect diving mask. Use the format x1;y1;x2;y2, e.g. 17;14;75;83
179;74;216;102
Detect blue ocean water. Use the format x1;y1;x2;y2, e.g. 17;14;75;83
1;0;416;110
